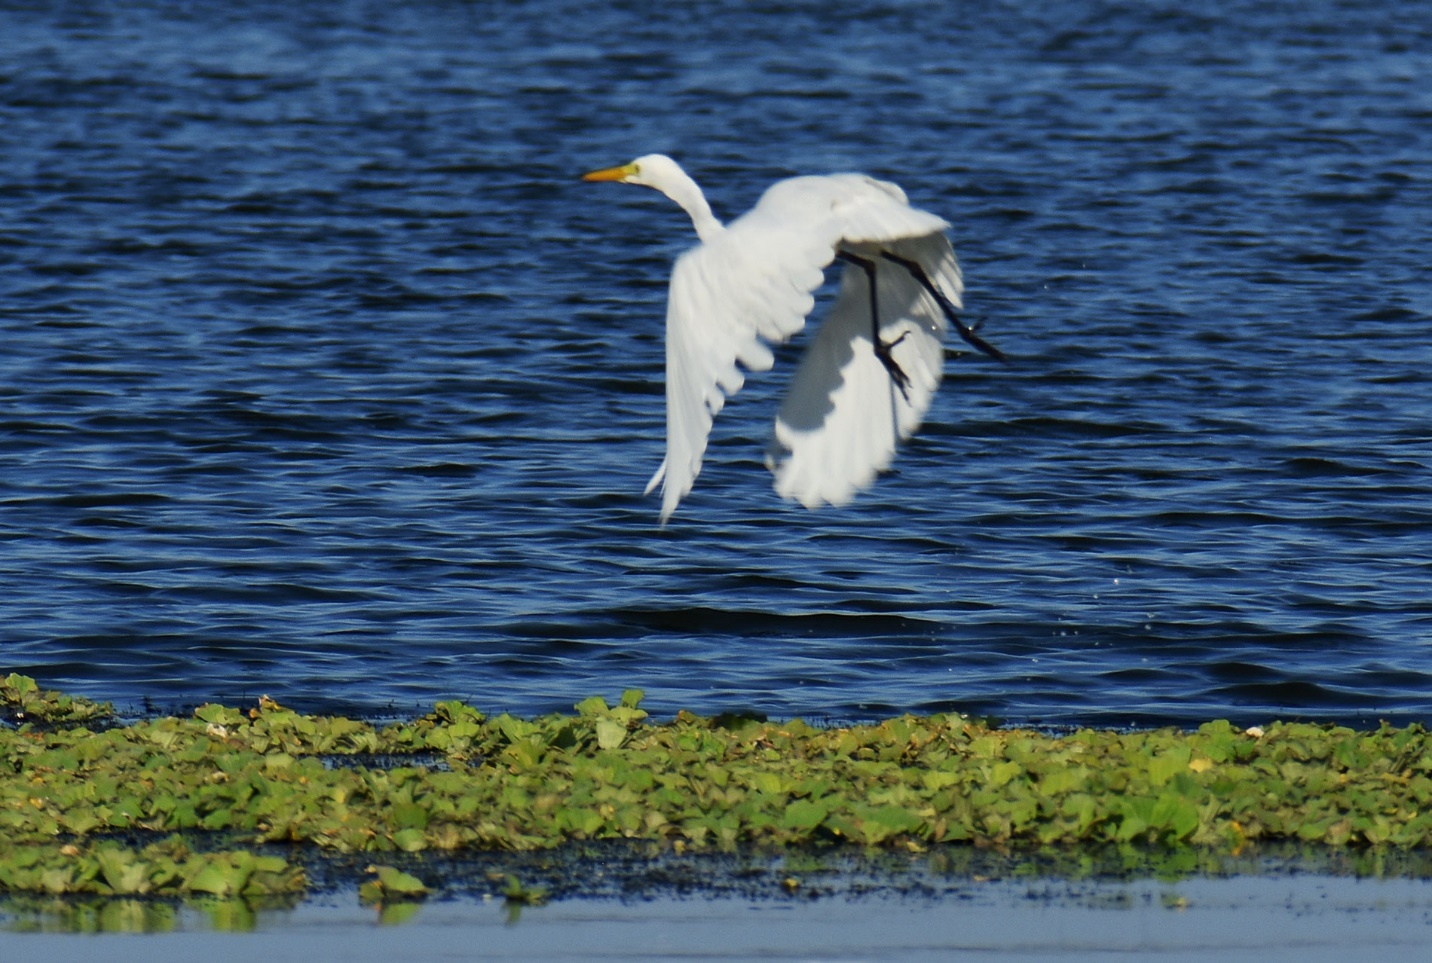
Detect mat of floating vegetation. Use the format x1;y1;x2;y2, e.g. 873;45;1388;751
5;672;1432;909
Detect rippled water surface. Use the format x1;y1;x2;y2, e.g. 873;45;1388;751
2;0;1429;727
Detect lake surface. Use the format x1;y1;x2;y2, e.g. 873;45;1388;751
8;873;1432;961
2;0;1429;728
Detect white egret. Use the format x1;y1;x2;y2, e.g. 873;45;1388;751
582;153;1002;524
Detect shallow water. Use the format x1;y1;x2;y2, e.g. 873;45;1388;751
6;875;1432;961
2;0;1430;727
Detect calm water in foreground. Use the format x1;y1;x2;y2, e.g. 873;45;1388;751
6;874;1432;961
2;0;1429;728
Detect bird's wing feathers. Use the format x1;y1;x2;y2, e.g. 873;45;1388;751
649;174;953;523
818;175;950;245
767;233;962;509
648;224;825;523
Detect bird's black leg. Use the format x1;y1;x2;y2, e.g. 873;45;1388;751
837;251;912;401
879;252;1007;362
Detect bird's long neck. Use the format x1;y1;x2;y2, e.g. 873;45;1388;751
657;168;723;242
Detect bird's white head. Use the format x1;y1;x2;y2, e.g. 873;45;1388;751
581;154;723;241
580;153;683;189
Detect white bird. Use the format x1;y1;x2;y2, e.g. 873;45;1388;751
582;153;1002;524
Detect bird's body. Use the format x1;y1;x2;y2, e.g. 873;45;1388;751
582;154;999;523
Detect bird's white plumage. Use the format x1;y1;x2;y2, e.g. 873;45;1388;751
767;233;961;509
582;154;967;523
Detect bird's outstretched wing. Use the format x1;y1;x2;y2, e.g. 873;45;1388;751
766;233;962;509
647;174;949;522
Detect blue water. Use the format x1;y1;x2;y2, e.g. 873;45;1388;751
2;0;1429;728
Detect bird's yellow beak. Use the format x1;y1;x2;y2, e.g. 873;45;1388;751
581;162;638;183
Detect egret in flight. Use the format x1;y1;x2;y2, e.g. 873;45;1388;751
582;154;1003;524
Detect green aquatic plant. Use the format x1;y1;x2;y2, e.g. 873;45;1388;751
0;835;302;899
5;675;1432;906
359;864;429;905
1;673;112;726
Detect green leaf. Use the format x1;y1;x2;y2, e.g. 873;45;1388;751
595;719;627;750
781;799;829;832
495;714;535;742
194;703;244;726
574;696;609;718
989;761;1022;787
853;805;923;845
557;807;604;835
187;859;237;897
921;770;960;792
391;828;428;852
391;802;430;830
1147;746;1192;786
4;673;37;696
1060;793;1099;834
1150;794;1200;840
1038;766;1090;796
371;864;429;896
96;848;149;895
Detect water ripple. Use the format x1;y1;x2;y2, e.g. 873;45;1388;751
1;0;1429;727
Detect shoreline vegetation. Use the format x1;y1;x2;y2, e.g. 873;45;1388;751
5;672;1432;927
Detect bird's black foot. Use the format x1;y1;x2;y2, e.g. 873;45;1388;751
837;251;918;401
874;330;912;402
880;252;1007;363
